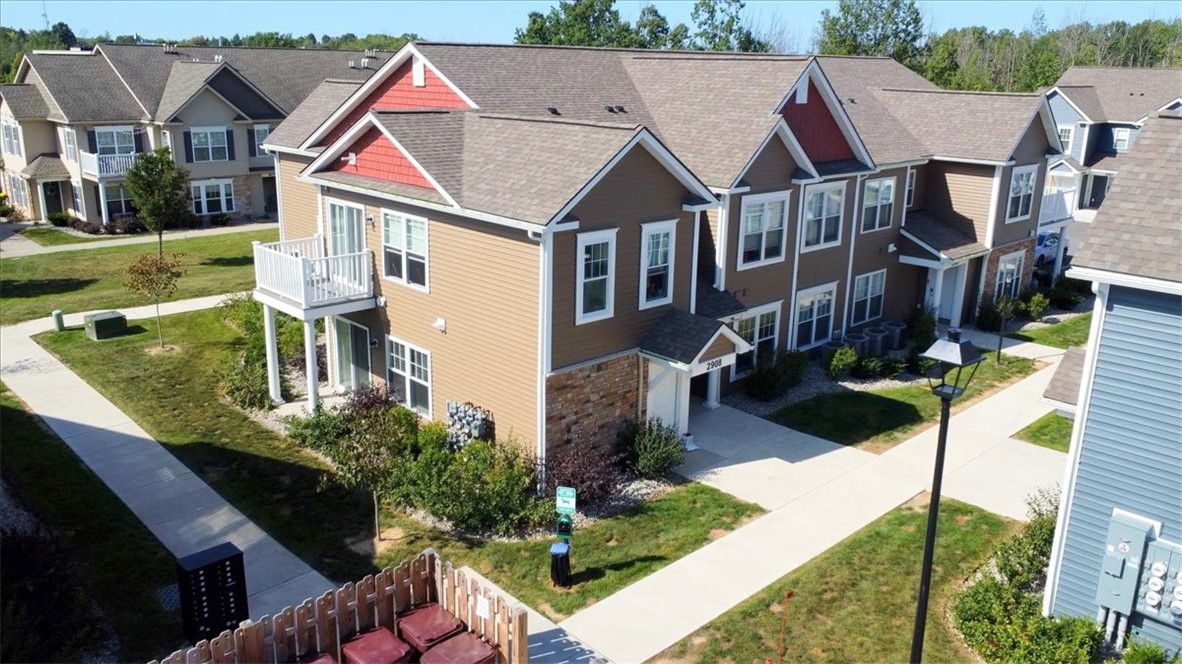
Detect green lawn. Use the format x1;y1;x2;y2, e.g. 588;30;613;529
771;352;1038;452
19;226;134;246
1008;312;1092;349
0;381;185;661
1014;411;1073;453
1;228;276;326
37;308;761;619
657;499;1015;664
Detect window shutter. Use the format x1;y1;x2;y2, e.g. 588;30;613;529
183;131;193;162
226;129;235;161
247;128;256;157
133;130;144;153
87;130;97;153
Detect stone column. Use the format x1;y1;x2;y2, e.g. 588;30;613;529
263;304;282;404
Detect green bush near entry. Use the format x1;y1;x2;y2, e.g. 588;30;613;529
745;350;808;401
827;346;858;379
626;418;685;480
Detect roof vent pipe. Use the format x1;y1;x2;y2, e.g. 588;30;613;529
604;105;617;113
614;105;626;113
361;57;369;68
348;60;355;68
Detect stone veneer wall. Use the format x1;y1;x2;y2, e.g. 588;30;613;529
232;174;253;220
545;353;645;451
981;237;1037;303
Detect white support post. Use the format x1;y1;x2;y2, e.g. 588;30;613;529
1052;230;1067;280
98;182;110;226
304;318;319;411
930;267;944;318
704;369;721;410
263;304;283;404
36;181;48;223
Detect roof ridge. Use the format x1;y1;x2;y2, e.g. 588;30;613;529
879;87;1041;98
476;112;640;131
101;43;390;55
1065;65;1182;71
416;40;803;58
322;78;363;84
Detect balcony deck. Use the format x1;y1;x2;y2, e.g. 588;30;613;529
1039;188;1077;226
252;236;377;320
80;151;140;178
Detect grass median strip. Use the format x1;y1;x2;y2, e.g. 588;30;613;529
655;497;1015;664
37;308;763;621
1;228;277;326
19;226;137;246
1013;411;1073;453
770;351;1038;452
1008;312;1091;349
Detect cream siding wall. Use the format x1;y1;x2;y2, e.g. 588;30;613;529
171;91;250;180
277;155;317;240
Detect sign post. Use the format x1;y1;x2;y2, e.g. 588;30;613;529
556;486;577;515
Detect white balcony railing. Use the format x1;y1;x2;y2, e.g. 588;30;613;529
1039;188;1077;224
80;151;140;178
253;235;374;309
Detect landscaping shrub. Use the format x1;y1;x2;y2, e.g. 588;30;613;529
209;212;232;227
286;407;349;452
0;204;13;218
976;294;1002;331
47;211;72;227
826;346;858;379
1050;277;1085;310
907;306;937;349
2;205;24;222
425;440;549;536
221;356;272;411
994;488;1057;592
1124;636;1181;664
72;220;105;235
543;442;624;505
744;350;809;401
1024;291;1051;320
850;356;881;379
627;418;685;480
112;214;148;234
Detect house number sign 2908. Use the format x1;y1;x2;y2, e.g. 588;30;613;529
705;358;724;371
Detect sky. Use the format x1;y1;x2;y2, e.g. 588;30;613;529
2;1;1179;47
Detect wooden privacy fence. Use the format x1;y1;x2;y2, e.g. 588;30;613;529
150;549;528;664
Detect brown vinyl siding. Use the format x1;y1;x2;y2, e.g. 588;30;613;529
277;155;317;240
322;187;540;446
551;146;695;370
993;119;1051;246
849;166;919;329
797;175;858;336
924;161;994;242
964;255;984;323
907;163;927;212
700;334;734;362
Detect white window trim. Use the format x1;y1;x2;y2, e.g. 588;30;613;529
736;190;790;271
638;219;676;310
191;177;235;216
794;281;839;350
729;300;781;381
904;169;916;208
386;335;432;418
324;197;366;253
1005;164;1038;223
64;128;78;162
1113;127;1130;152
253;124;271;155
2;117;23;157
191;125;229;162
1057;124;1074;154
801;181;846;253
95;125;136;156
71;180;85;217
860;176;896;234
575;228;618;325
380;208;430;293
994;249;1025;301
851;269;886;325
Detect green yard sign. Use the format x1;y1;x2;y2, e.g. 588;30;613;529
556;486;577;515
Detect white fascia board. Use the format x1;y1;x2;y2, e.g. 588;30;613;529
1046;86;1095;123
1066;266;1182;296
898;228;951;264
690;325;752;365
786;60;876;169
300;42;477;151
898;254;945;269
730;118;817;188
261;143;318;158
932;155;1015;167
984;164;1002;249
875;158;928;169
710;185;749;195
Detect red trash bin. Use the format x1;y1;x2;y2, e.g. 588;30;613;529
341;627;415;664
420;632;497;664
397;603;465;653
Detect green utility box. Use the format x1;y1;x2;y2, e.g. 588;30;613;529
84;311;127;340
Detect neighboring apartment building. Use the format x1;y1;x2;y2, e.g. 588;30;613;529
255;42;1065;462
1042;111;1182;653
0;44;391;224
1044;67;1182;218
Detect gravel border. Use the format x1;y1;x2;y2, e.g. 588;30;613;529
723;359;926;418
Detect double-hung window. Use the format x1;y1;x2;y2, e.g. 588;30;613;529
795;283;836;349
905;169;916;207
852;270;886;325
386;337;431;416
738;192;788;268
861;178;894;232
191;126;229;162
639;220;675;308
1113;127;1130;151
576;229;617;324
1006;165;1037;222
191;179;234;215
382;210;428;289
6;174;29;208
104;183;134;216
70;181;84;216
732;304;779;378
803;183;844;250
994;250;1024;301
161;130;172;152
1057;125;1074;154
2;119;22;156
96;126;135;156
253;124;271;155
64;128;78;161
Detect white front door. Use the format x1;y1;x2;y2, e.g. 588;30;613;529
939;266;958;323
333;317;371;391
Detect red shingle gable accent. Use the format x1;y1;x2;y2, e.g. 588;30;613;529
329;127;433;190
321;60;468;146
781;79;856;163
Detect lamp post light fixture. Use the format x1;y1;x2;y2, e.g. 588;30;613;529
909;328;984;664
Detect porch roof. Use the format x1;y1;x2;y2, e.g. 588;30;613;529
695;283;746;319
903;211;988;261
1043;347;1085;407
641;309;739;366
20;153;70;180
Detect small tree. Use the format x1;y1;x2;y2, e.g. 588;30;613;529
125;253;185;347
125;147;192;256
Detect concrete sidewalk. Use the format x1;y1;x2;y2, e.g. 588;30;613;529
560;359;1068;663
945;324;1066;361
0;221;276;258
0;294;335;619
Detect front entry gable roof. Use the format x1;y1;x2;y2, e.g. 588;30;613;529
641;309;751;366
901;211;989;261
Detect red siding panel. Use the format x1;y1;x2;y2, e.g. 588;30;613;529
321;61;468;146
329;127;433;189
781;79;856;164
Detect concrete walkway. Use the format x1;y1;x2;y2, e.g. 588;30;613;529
944;324;1067;361
560;354;1068;662
0;221;276;258
0;295;335;620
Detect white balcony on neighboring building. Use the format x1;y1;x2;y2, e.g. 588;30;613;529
80;151;140;178
1039;187;1077;226
252;235;377;320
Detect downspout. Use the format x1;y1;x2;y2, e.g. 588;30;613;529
530;226;552;492
841;174;868;334
272;150;286;240
690;210;701;314
788;184;807;349
715;193;731;291
1042;280;1110;616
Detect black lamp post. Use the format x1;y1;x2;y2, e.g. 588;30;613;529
909;328;984;664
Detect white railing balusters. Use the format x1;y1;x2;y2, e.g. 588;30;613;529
254;235;372;308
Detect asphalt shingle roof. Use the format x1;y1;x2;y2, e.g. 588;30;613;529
873;88;1045;162
640;309;729;364
1044;347;1085;406
1071;111;1182;284
25;52;145;122
20;153;69;179
904;210;989;260
0;84;50;119
154;61;221;122
1054;85;1107;122
1055;68;1182;122
265;79;360;149
696;283;747;319
311;170;449;206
